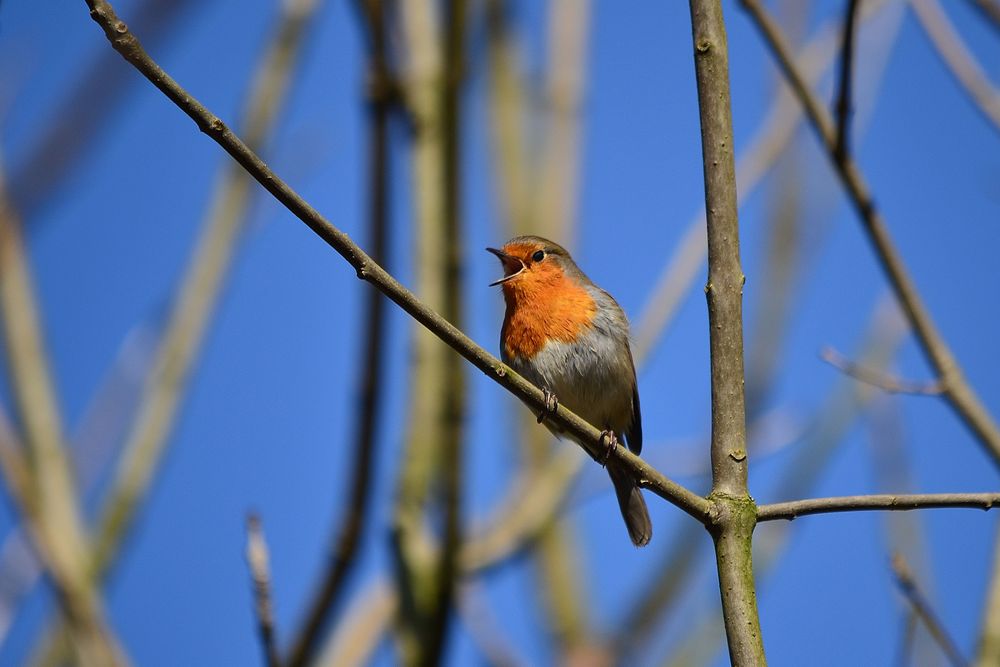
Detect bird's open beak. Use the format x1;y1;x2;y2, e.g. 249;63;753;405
486;247;525;286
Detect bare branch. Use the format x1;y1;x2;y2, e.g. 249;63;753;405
757;493;1000;521
738;0;1000;465
82;0;711;523
834;0;862;160
820;346;944;395
246;513;282;667
911;0;1000;134
891;553;968;667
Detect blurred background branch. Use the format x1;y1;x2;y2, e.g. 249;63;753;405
282;1;394;664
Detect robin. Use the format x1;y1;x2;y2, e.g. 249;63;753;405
487;235;651;546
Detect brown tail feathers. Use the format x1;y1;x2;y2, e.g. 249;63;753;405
607;461;652;546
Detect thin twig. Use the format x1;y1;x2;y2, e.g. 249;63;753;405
82;0;711;523
911;0;1000;134
891;553;969;667
283;2;392;665
834;0;862;160
820;346;944;395
246;513;281;667
757;493;1000;521
738;0;1000;466
687;0;764;664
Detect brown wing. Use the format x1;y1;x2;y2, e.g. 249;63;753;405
624;347;642;453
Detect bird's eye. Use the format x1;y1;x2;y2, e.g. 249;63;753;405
532;250;545;262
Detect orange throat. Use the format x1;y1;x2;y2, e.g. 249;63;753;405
501;272;597;360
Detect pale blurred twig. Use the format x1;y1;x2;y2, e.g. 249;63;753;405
316;580;396;667
911;0;1000;134
532;0;589;245
977;528;1000;665
868;394;941;667
0;172;127;666
246;513;281;667
891;553;968;667
0;321;157;646
820;345;944;395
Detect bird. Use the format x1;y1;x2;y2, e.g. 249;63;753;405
487;235;651;546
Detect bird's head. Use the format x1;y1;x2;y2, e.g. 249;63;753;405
486;236;579;292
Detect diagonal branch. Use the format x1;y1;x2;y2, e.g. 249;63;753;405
891;553;968;667
757;492;1000;521
82;0;711;523
834;0;862;160
0;173;127;666
738;0;1000;466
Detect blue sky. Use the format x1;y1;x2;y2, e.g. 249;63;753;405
0;0;999;665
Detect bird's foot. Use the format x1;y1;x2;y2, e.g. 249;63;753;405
599;430;618;467
537;389;559;424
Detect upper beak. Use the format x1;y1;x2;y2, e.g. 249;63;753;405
486;247;525;286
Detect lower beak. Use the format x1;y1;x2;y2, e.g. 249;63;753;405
486;247;525;286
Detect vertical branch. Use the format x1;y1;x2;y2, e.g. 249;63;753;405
393;0;467;662
686;0;763;664
978;529;1000;666
533;0;590;244
246;513;282;667
428;1;468;662
834;0;861;161
0;176;127;667
283;2;393;664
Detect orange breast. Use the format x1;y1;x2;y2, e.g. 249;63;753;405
501;272;597;360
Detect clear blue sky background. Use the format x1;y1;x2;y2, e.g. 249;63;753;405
0;0;998;665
